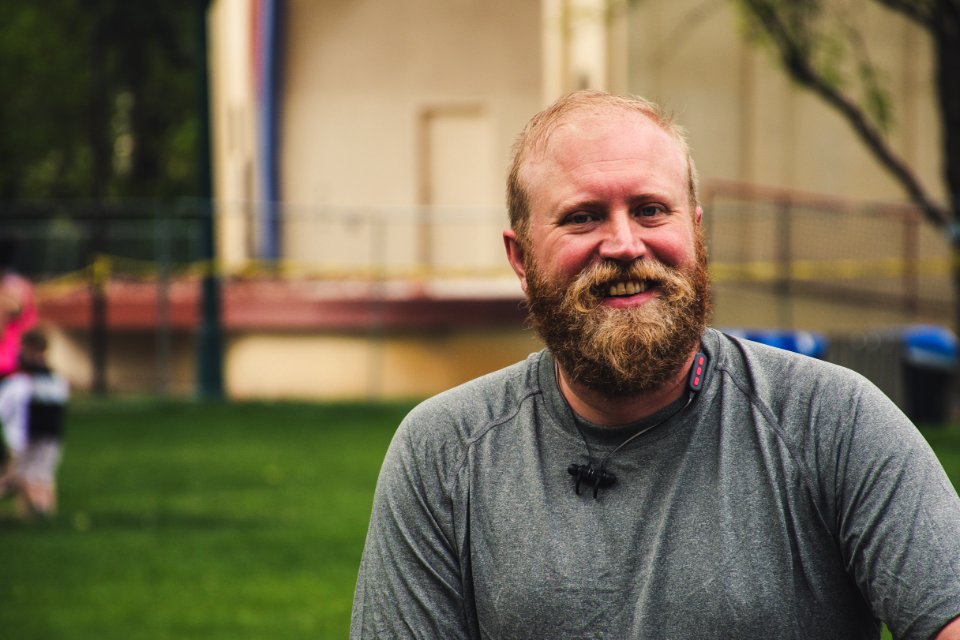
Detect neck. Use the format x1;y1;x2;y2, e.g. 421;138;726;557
555;349;698;427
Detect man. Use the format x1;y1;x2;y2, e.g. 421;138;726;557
351;90;960;639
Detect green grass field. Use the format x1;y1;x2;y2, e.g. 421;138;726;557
0;399;415;639
1;399;958;639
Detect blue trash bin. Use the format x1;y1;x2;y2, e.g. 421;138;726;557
733;329;828;359
901;325;958;425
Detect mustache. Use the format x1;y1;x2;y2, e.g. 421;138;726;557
566;259;685;313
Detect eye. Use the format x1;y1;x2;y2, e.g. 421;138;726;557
635;204;666;218
564;211;597;225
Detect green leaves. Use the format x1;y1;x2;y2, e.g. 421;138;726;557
735;0;895;134
0;0;201;200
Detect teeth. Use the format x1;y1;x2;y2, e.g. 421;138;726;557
607;280;648;297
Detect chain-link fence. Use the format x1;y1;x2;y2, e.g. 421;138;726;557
3;200;208;278
704;181;952;317
2;187;954;397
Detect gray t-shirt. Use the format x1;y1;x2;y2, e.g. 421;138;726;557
351;329;960;639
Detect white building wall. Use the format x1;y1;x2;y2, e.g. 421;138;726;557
277;0;542;278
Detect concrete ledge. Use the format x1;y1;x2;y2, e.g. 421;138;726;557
37;279;529;332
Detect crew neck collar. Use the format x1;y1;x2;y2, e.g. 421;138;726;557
538;329;719;447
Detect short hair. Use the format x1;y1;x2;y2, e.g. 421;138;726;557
506;90;700;242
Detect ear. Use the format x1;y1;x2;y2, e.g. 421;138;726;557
503;229;529;293
695;205;703;226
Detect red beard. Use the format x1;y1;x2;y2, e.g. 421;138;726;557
524;235;711;396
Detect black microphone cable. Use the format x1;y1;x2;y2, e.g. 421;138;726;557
562;351;708;499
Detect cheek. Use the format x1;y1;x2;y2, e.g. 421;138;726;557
544;241;597;282
649;228;698;267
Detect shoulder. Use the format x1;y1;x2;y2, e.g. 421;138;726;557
706;328;913;463
378;350;546;495
708;328;886;419
706;328;924;484
401;350;546;446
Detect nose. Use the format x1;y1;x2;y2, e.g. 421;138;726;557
597;212;646;263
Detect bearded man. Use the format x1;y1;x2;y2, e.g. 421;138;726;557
351;91;960;640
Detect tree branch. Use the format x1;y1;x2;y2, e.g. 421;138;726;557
742;0;951;228
872;0;935;28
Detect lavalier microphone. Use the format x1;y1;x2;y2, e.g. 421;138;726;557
567;463;617;499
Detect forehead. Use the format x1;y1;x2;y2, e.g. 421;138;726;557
544;108;686;168
521;108;688;188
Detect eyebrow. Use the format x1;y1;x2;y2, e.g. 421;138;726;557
555;192;676;214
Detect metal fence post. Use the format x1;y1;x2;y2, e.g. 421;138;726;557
195;0;224;399
89;208;108;395
776;197;794;328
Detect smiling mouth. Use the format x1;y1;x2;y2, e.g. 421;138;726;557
602;280;654;297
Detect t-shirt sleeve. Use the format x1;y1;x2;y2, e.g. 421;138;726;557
350;413;473;639
829;381;960;640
